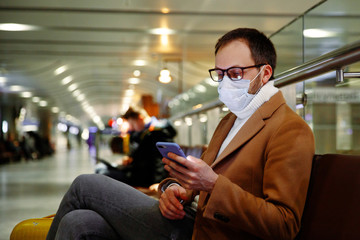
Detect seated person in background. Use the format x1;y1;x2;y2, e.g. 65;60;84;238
47;28;314;240
97;106;177;187
95;136;125;176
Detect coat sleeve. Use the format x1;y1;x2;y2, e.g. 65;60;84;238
202;118;315;240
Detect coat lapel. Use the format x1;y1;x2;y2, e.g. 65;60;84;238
210;91;285;169
202;113;237;166
210;112;264;168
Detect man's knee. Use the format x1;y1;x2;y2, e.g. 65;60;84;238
72;174;105;187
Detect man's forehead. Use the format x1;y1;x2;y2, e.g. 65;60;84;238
215;40;254;68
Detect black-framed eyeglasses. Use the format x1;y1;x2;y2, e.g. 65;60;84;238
208;64;266;82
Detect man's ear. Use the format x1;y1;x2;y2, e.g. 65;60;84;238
262;65;273;84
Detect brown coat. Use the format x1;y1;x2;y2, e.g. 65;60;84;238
191;91;315;240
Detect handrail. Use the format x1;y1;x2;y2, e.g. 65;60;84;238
274;40;360;87
170;40;360;121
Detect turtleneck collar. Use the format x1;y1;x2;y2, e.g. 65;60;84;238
233;81;279;119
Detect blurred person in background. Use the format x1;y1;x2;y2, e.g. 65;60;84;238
96;106;177;187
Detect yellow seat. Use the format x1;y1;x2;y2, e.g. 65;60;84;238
10;214;54;240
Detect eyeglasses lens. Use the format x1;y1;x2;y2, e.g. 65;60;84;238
228;68;243;80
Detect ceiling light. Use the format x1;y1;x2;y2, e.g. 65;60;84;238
133;70;141;77
32;97;40;103
0;23;39;31
303;29;337;38
0;77;6;83
39;100;48;107
9;85;24;91
133;60;147;66
20;92;33;98
149;28;176;35
93;116;101;123
161;8;170;14
158;68;172;84
128;78;140;84
55;66;67;75
61;76;72;85
51;107;59;113
76;93;85;101
68;83;78;92
72;89;81;97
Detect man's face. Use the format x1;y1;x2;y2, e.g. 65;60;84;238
215;40;264;94
127;117;145;132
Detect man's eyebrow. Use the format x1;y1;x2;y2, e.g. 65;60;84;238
214;65;242;69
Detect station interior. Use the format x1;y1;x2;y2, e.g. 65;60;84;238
1;0;360;239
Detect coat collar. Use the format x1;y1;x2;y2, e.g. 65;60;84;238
203;91;286;168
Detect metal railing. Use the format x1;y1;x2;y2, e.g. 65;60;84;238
274;40;360;87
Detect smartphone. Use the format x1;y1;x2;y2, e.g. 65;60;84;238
156;142;187;167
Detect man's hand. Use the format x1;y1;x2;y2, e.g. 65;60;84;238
162;153;218;193
159;185;188;220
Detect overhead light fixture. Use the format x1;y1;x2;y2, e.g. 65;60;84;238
149;28;175;35
51;107;59;113
133;70;141;77
39;100;48;107
0;23;39;31
76;93;85;101
32;97;40;103
61;76;72;85
72;89;81;97
20;92;33;98
9;85;24;91
133;60;147;66
158;68;172;84
128;78;140;84
161;8;170;14
68;83;78;92
54;66;67;75
303;28;337;38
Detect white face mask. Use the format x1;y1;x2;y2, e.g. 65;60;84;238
218;66;264;114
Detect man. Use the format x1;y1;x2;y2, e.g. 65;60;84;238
47;28;314;240
98;106;177;187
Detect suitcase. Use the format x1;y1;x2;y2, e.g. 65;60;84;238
10;214;55;240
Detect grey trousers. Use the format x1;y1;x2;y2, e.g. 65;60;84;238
46;174;194;240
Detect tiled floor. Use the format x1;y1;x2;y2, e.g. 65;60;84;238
0;147;96;240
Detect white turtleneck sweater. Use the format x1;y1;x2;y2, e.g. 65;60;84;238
216;81;279;158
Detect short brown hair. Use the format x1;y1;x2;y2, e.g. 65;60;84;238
215;28;277;79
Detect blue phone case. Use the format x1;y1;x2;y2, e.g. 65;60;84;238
156;142;187;166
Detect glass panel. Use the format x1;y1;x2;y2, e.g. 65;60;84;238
169;78;218;117
304;0;360;61
271;17;304;75
303;62;360;154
